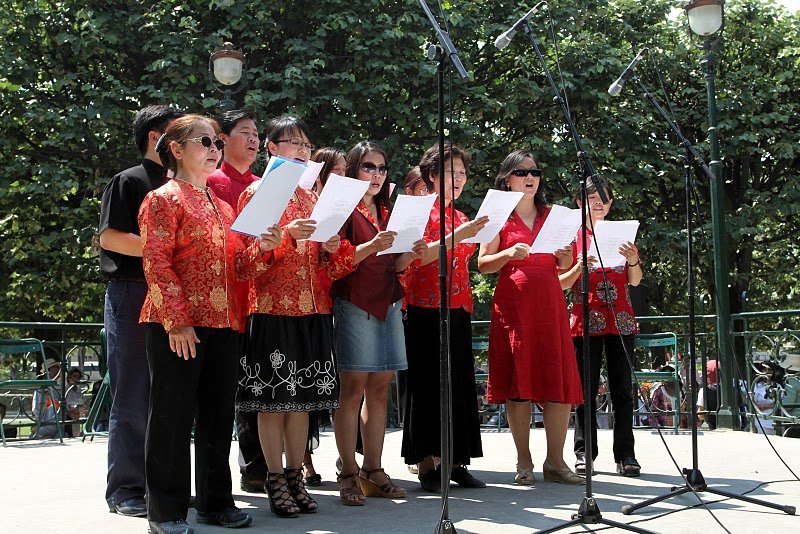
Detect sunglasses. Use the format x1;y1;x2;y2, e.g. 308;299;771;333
360;162;389;176
186;136;225;151
511;168;542;178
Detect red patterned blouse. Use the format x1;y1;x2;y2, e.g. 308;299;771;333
569;228;639;337
138;179;243;332
405;198;475;314
236;184;355;316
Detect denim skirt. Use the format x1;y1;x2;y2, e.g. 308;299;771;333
333;297;408;372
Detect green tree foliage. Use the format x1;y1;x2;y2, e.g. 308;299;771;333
0;0;797;322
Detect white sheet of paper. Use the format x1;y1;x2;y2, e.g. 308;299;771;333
230;157;304;238
306;174;369;242
462;190;524;244
586;220;640;267
377;193;438;255
529;204;582;254
297;160;324;189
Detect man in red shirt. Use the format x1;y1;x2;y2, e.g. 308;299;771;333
206;109;266;494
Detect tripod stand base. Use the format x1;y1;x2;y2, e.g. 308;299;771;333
621;468;796;516
539;497;656;534
435;519;457;533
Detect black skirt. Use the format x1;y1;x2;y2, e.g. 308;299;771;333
237;314;339;413
401;306;483;465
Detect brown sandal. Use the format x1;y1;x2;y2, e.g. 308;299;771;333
358;468;406;498
337;472;366;506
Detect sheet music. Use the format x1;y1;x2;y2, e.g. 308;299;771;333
462;190;523;244
377;193;437;255
586;220;640;267
306;174;369;242
230;157;304;238
297;160;324;189
529;204;582;254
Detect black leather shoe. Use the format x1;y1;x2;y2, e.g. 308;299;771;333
196;506;253;528
240;476;266;494
109;497;147;517
418;466;441;493
450;465;486;488
148;520;194;534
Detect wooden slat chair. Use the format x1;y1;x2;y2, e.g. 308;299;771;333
633;332;681;433
0;338;64;446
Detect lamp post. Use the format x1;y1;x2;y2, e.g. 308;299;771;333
685;0;736;429
209;42;247;111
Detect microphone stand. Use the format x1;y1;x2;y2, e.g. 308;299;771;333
518;21;653;534
620;73;795;517
417;2;469;533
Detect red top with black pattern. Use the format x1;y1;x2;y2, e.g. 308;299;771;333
405;198;474;314
569;228;639;337
138;178;243;332
236;184;355;316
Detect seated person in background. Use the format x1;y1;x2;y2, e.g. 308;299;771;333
648;372;679;429
697;360;719;430
65;367;86;437
0;402;19;439
32;358;62;439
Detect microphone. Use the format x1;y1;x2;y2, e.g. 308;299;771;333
494;1;546;50
608;48;647;97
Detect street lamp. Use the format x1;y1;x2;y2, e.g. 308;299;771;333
209;42;248;110
684;0;736;428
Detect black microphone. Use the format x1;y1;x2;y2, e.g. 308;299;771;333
608;48;647;97
494;1;547;50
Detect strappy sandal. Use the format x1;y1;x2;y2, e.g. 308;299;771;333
616;457;641;478
358;467;406;498
302;462;322;486
265;472;300;518
285;467;318;513
542;461;585;485
337;472;366;506
515;463;535;485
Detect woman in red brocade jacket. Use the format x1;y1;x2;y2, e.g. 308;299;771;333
235;116;352;518
139;114;272;532
559;181;643;478
400;144;489;494
331;141;425;506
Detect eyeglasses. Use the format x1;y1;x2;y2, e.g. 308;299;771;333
360;162;389;176
275;138;315;151
511;168;542;178
186;136;225;151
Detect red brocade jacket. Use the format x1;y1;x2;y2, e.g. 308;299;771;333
236;184;355;316
138;179;243;332
405;198;475;314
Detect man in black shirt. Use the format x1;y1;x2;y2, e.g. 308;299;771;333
99;105;183;519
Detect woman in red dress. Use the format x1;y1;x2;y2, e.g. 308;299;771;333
478;149;583;485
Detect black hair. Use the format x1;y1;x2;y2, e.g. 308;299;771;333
345;141;393;221
575;178;615;204
311;147;346;190
494;149;547;213
403;166;423;192
215;109;258;135
264;115;312;157
132;105;185;157
418;144;471;189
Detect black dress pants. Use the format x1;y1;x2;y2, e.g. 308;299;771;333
573;334;636;462
145;324;238;523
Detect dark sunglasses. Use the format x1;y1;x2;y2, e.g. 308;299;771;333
360;162;389;176
186;136;225;151
511;168;542;178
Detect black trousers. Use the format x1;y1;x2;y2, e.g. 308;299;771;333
235;409;268;481
145;324;238;522
573;334;635;462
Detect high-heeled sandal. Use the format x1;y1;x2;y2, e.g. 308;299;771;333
358;468;406;498
337;472;366;506
302;462;322;486
265;472;300;518
542;461;585;485
285;467;318;514
515;463;535;485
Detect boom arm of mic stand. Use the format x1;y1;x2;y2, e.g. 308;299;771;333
629;73;716;182
520;21;609;205
417;0;469;80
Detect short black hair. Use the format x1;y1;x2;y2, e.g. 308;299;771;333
215;109;258;135
264;116;312;156
132;105;185;157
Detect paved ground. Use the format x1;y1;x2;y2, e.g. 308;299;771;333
1;427;798;533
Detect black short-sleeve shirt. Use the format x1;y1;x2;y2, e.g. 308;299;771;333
98;158;166;280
